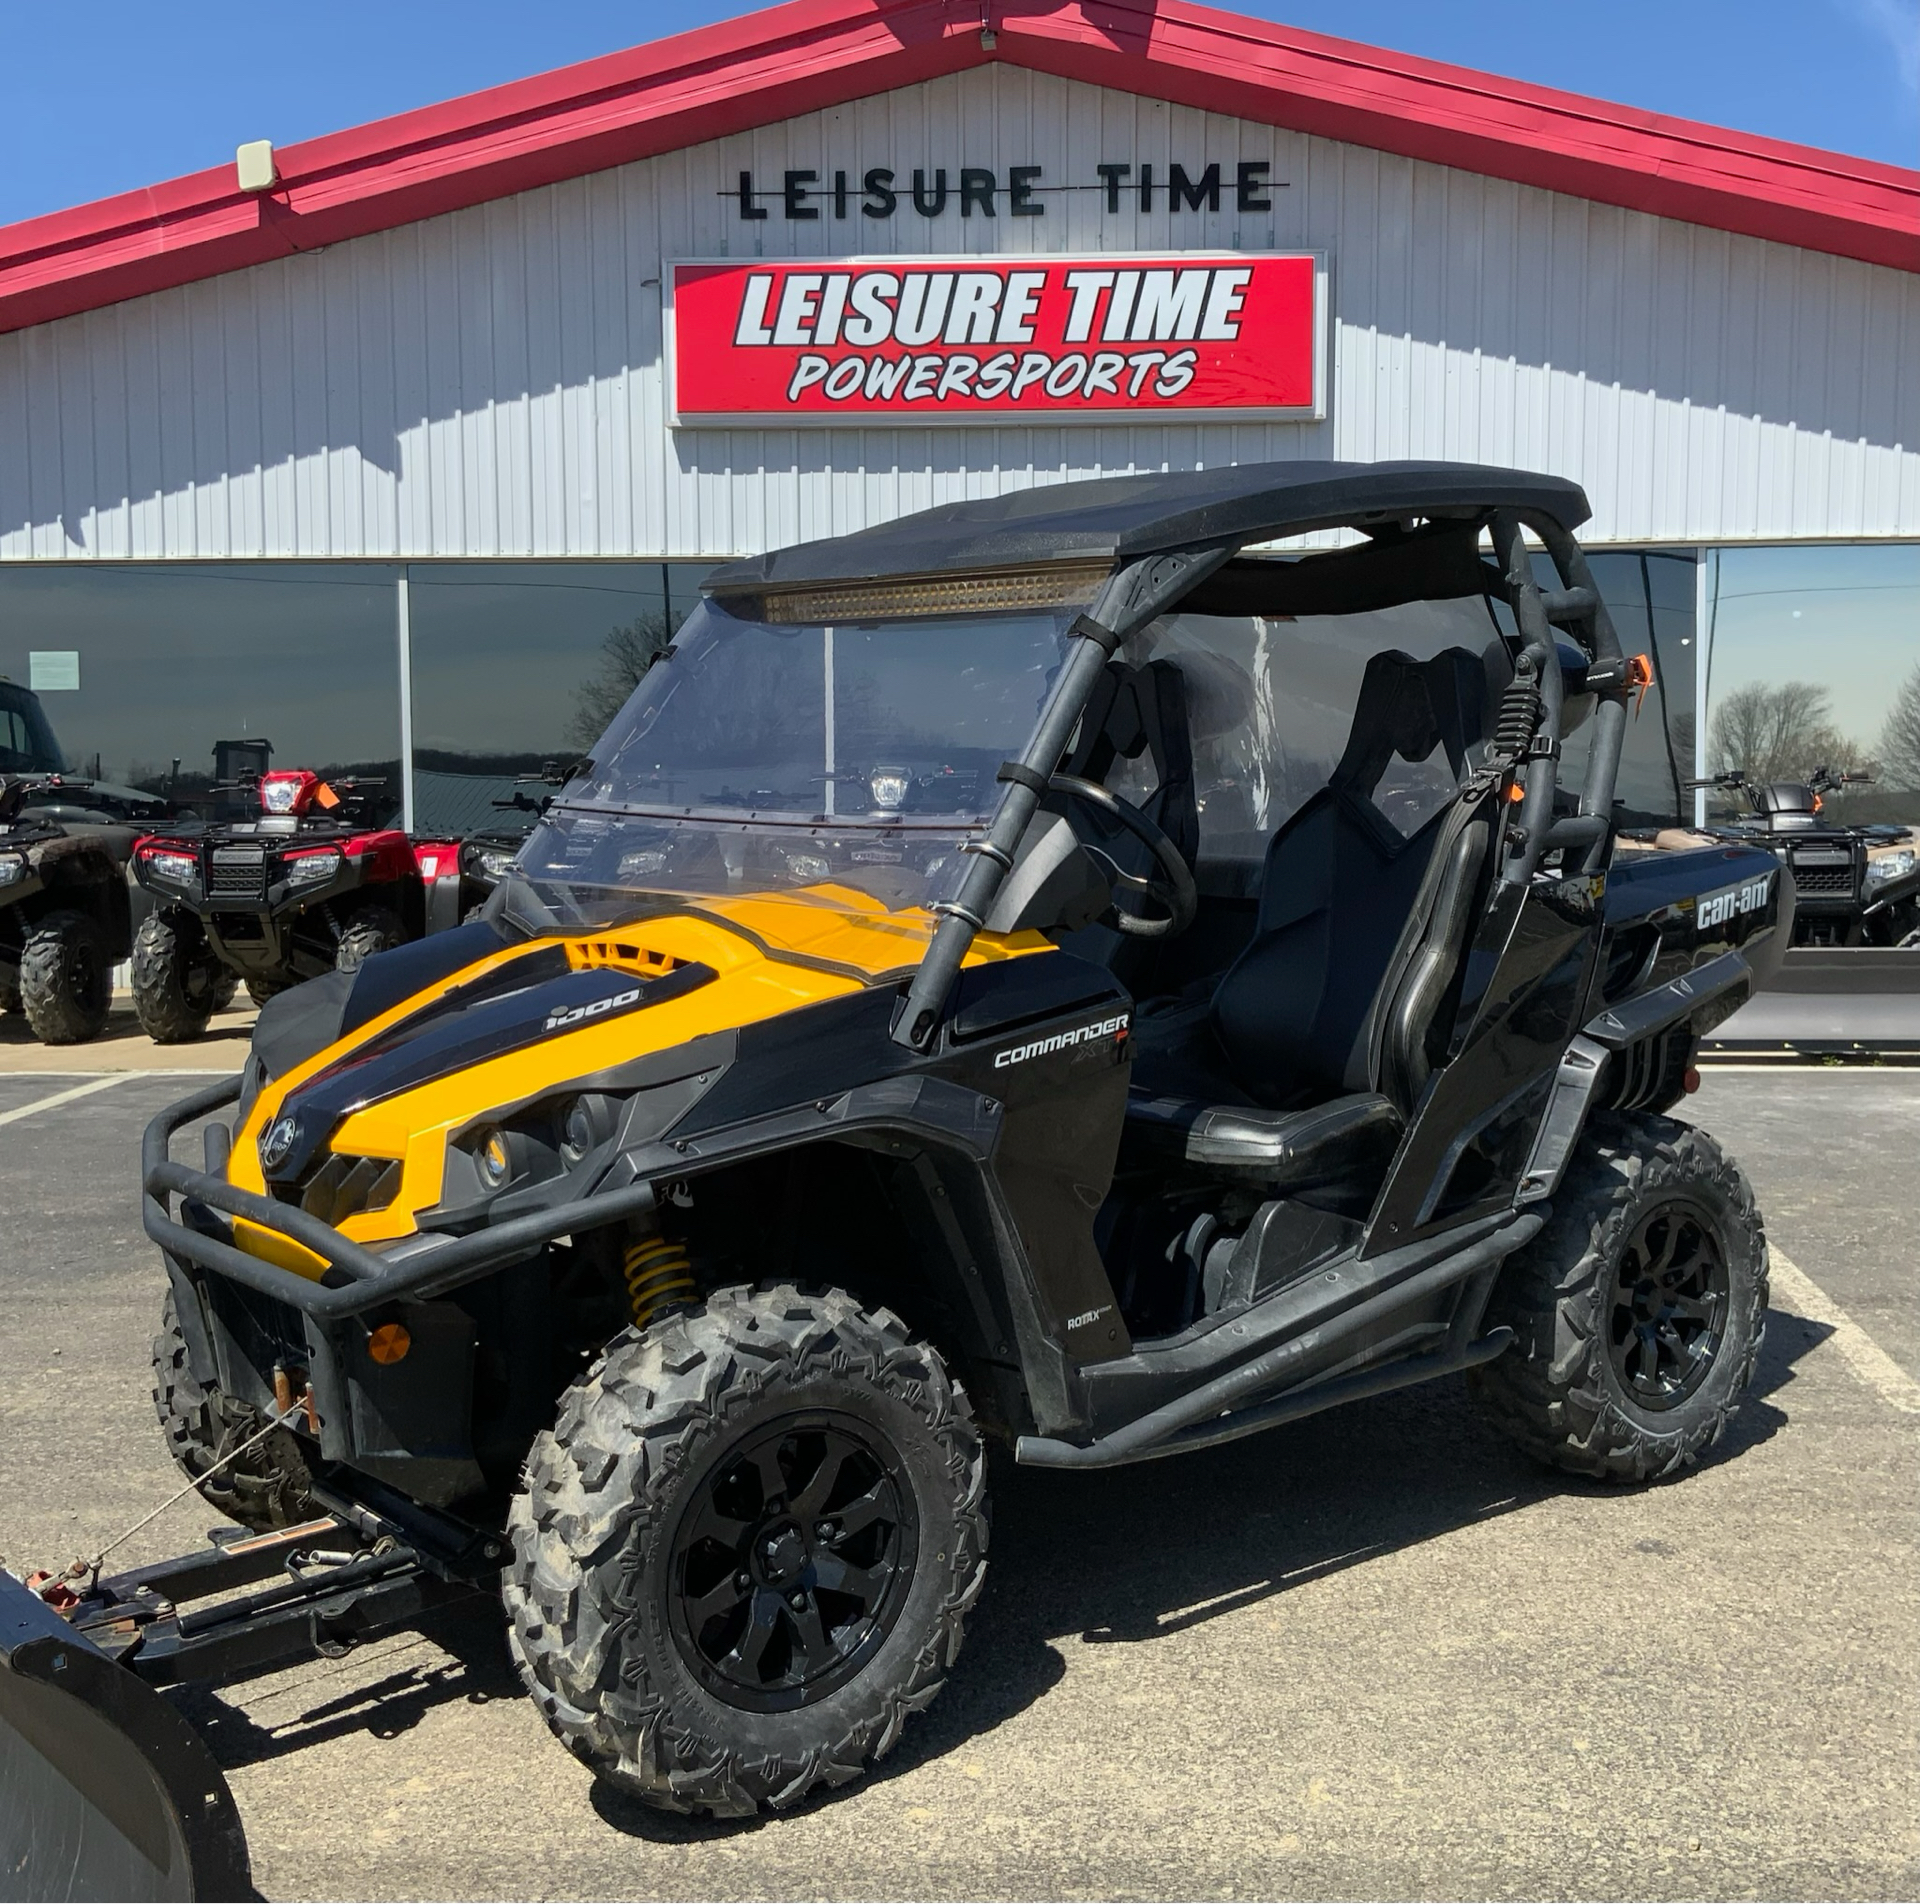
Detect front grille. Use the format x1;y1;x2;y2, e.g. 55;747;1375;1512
209;844;268;900
1789;858;1857;898
272;1152;402;1225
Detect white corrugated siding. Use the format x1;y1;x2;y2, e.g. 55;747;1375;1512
3;64;1917;561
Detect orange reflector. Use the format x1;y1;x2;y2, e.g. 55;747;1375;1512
1506;780;1527;804
367;1322;411;1365
314;781;341;809
1683;1066;1701;1095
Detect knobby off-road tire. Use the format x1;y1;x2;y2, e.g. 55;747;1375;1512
18;908;112;1044
334;904;407;975
245;975;288;1008
130;908;231;1043
152;1291;316;1533
505;1284;989;1816
1468;1111;1767;1483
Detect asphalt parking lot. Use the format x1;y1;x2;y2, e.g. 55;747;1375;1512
1;1064;1915;1901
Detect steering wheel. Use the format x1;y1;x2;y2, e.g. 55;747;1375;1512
1049;773;1198;940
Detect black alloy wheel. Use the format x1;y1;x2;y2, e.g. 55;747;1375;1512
1467;1110;1767;1482
1607;1198;1729;1411
668;1414;917;1712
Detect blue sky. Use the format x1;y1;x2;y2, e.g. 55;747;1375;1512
1;0;1915;230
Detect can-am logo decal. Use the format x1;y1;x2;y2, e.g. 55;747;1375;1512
1696;873;1774;931
545;986;643;1032
993;1012;1131;1069
668;255;1324;426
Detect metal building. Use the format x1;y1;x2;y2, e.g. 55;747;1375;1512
0;0;1915;849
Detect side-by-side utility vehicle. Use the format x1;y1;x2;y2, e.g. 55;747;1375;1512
4;463;1791;1893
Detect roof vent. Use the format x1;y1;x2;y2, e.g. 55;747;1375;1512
235;141;278;194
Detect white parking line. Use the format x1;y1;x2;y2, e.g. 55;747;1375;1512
0;1074;129;1127
1772;1247;1920;1416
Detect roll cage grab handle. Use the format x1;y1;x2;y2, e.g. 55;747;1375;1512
890;516;1631;1053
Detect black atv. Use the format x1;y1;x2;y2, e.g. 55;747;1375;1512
21;462;1794;1863
1689;767;1919;947
128;761;458;1042
0;680;173;1044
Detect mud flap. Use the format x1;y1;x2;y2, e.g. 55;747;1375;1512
0;1572;250;1902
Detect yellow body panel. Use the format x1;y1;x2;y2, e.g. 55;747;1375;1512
228;885;1048;1277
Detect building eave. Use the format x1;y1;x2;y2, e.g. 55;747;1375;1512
1;0;1914;339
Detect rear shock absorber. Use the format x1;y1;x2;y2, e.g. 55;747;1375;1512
622;1232;695;1332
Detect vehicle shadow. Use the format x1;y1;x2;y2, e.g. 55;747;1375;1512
177;1301;1824;1817
590;1301;1822;1841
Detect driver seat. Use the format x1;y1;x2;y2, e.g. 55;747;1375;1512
1124;647;1495;1194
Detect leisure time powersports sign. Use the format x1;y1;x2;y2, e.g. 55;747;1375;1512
666;254;1326;427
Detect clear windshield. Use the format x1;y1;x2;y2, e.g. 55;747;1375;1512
509;598;1072;927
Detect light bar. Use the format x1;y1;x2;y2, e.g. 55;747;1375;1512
745;561;1112;626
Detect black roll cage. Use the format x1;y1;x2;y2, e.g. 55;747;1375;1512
890;507;1631;1050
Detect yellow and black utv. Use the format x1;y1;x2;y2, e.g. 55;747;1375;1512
5;463;1793;1876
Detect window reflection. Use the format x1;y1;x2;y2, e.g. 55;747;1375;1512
1703;545;1920;828
0;564;402;820
405;562;708;836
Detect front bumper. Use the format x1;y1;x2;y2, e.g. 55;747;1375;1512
142;1076;660;1325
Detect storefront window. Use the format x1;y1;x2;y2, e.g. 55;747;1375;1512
0;564;403;820
406;562;709;836
1702;544;1920;827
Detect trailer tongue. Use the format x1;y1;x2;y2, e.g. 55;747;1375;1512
1;1506;477;1901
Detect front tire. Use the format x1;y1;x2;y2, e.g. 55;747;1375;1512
1469;1112;1767;1483
505;1284;988;1816
152;1292;315;1532
334;904;407;974
18;908;112;1044
130;908;229;1043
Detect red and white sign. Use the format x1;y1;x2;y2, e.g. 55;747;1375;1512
667;253;1325;427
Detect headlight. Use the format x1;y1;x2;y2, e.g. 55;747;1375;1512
869;768;911;811
476;1126;511;1189
145;850;198;885
477;848;518;881
285;850;339;886
785;851;832;882
0;854;24;887
617;849;669;882
1866;849;1915;887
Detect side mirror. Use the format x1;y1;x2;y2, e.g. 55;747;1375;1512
981;812;1110;935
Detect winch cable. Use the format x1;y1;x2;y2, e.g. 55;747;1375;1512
29;1384;314;1596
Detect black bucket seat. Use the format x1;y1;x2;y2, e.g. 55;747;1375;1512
1126;646;1500;1195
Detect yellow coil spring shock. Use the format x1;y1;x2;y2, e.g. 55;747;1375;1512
622;1234;695;1331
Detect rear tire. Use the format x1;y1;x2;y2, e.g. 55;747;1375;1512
245;975;288;1008
334;904;407;974
504;1284;988;1816
152;1292;315;1533
1468;1112;1766;1483
130;908;229;1044
18;908;112;1044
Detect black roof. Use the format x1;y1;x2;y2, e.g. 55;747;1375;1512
704;460;1591;595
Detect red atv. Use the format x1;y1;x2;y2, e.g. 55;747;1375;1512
128;766;461;1042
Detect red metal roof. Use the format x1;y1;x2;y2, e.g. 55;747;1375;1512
2;0;1915;336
